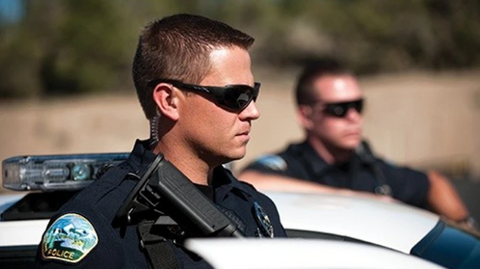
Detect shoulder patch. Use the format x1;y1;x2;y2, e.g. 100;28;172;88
256;155;287;171
41;213;98;263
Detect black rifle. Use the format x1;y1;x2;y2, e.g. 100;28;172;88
114;154;244;238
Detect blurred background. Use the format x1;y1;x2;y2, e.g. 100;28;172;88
1;0;479;218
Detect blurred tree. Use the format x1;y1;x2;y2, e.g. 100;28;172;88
0;0;44;98
1;0;479;99
40;0;136;95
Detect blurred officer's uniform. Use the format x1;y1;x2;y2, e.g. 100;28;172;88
242;140;430;208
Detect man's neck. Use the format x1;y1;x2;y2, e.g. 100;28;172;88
307;137;354;165
153;140;213;186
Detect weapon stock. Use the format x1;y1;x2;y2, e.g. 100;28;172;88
114;154;244;238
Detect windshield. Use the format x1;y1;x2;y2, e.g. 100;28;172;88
411;219;480;269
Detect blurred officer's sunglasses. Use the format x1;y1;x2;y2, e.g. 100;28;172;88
150;79;260;112
320;98;364;118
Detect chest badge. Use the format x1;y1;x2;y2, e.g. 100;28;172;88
253;202;274;238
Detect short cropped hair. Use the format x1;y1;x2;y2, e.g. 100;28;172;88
295;58;350;106
132;14;255;119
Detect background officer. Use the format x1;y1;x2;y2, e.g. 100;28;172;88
239;59;475;229
35;13;286;269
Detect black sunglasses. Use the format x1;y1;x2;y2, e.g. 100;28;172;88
150;79;260;112
322;99;364;118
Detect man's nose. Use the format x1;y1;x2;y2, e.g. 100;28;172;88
240;100;261;120
345;107;362;121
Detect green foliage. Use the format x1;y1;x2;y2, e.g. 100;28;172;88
1;0;479;99
40;0;135;95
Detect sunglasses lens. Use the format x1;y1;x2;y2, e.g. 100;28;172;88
355;100;364;113
324;99;363;118
222;85;258;111
224;87;252;109
326;105;347;117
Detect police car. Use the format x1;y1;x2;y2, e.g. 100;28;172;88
0;153;479;268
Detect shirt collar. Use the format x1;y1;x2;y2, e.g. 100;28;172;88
125;139;158;175
125;141;249;201
212;166;252;202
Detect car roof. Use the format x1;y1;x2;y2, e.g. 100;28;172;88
264;191;439;253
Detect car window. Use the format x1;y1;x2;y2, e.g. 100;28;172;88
1;192;77;221
0;245;37;269
411;220;480;269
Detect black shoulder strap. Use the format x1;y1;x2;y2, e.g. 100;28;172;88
99;160;179;268
137;220;180;269
356;140;393;196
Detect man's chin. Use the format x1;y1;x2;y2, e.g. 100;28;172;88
229;152;246;162
221;150;246;163
340;139;362;150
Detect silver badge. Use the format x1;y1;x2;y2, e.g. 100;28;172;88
253;202;274;238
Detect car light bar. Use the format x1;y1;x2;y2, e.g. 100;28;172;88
2;153;129;191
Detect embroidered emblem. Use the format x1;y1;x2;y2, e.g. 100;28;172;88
41;213;98;263
256;155;287;171
253;202;274;238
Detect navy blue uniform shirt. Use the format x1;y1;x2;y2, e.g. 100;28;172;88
35;140;286;269
242;140;430;209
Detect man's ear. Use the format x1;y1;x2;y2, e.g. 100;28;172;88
297;105;314;130
152;83;180;121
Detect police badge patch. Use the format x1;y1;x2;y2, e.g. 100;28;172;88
41;213;98;263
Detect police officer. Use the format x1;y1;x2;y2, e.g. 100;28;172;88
35;14;286;269
239;59;475;228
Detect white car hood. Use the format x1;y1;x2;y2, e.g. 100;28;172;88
265;191;439;253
